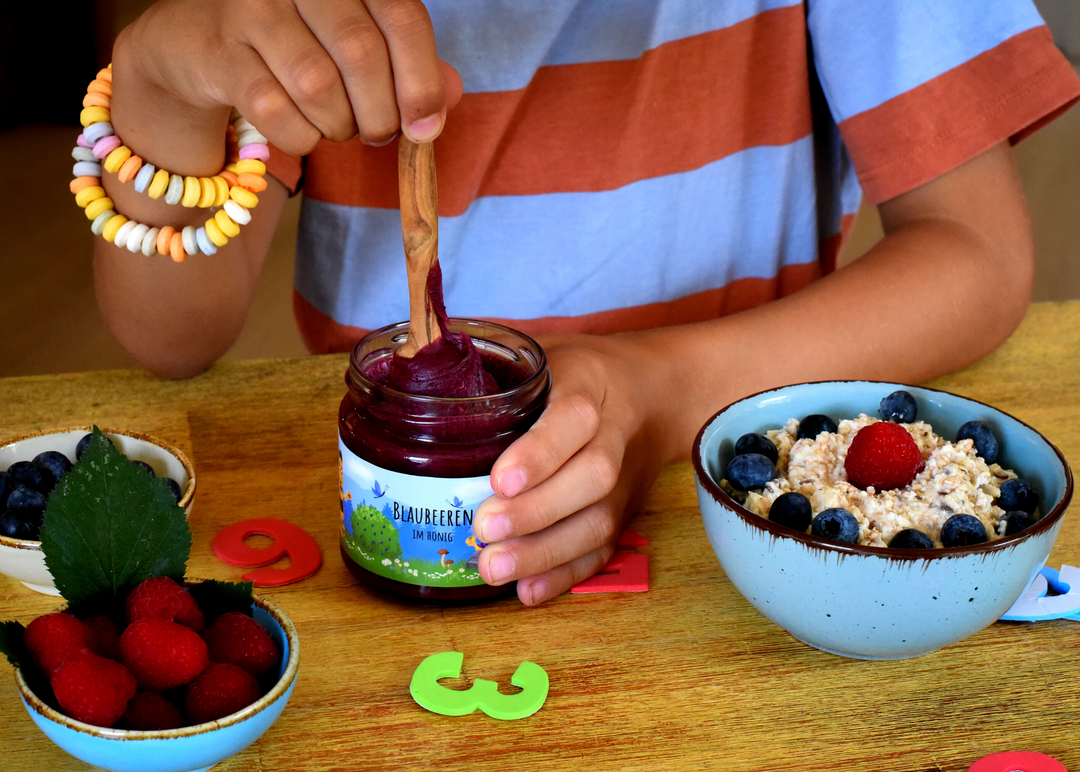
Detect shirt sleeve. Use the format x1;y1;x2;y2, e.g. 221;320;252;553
808;0;1080;204
265;142;304;195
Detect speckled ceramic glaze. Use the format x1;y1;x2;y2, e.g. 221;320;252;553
694;381;1073;660
16;596;298;772
0;427;196;595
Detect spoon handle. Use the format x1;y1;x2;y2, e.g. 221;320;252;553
398;137;442;358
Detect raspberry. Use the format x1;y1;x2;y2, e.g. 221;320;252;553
184;662;263;725
23;612;93;675
120;617;209;692
51;650;137;727
845;421;923;491
202;612;282;678
125;576;205;632
83;616;122;661
119;691;185;730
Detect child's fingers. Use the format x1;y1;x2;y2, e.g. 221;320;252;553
516;542;618;606
365;0;453;141
292;0;399;144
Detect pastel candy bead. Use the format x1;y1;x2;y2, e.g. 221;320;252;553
157;226;176;257
230;187;258;209
223;199;251;225
195;226;218;255
75;185;106;208
181;176;201;207
214;209;241;238
181;225;199;256
72;146;97;163
219;170;240;188
91;210;115;236
83;121;114;144
70;176;99;194
210;175;230;206
238;143;270;161
97;67;112;83
80;106;110;127
234;117;256;134
76;134;93;149
205;217;228;247
237;129;268;148
232;159;266;176
141;227;160;256
164;174;184;205
87;78;112;96
237;173;267;193
134;163;156;193
197;177;216;208
103;145;133;174
117;155;143;184
82;92;110;109
84;197;115;220
147;168;169;199
114;219;138;249
92;135;121;159
170;231;186;262
73;160;102;178
101;214;128;243
126;223;150;253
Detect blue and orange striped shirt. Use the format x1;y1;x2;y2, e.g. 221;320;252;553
266;0;1080;355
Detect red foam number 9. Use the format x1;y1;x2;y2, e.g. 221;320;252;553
212;517;323;587
967;752;1066;772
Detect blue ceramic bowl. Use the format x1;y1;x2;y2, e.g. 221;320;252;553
16;595;299;772
693;381;1073;660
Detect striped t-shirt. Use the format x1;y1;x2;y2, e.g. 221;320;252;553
266;0;1080;355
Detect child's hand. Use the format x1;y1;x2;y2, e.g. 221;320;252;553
114;0;462;153
473;333;682;606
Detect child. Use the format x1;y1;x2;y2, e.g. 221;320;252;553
88;0;1080;605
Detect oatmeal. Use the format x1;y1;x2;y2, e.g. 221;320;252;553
732;414;1020;547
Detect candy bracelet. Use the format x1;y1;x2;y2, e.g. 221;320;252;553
70;66;269;260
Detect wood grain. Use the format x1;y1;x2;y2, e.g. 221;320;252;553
1;301;1078;771
397;138;442;358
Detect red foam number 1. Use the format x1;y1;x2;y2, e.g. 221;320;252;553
212;518;323;587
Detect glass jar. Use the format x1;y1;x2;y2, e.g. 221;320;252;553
338;319;550;604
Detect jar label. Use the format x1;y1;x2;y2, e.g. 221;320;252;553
338;436;490;587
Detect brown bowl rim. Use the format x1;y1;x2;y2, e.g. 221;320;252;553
15;590;299;739
692;380;1074;560
0;426;197;550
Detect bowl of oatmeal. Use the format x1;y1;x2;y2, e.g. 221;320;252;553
693;381;1073;660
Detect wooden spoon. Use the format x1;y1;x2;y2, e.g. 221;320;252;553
397;137;442;358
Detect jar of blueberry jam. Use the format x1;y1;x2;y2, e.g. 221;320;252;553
338;319;549;604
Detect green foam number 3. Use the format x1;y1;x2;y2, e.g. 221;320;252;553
410;652;549;720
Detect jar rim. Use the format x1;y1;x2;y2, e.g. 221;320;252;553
346;318;549;404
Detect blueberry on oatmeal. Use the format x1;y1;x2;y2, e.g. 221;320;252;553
796;414;838;441
727;453;776;492
997;478;1038;514
811;508;860;544
879;390;917;423
767;492;812;532
940;514;988;547
956;420;999;464
1001;510;1037;536
889;528;934;549
735;432;779;465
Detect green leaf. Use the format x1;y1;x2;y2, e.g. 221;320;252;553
0;620;28;669
188;579;255;622
39;427;191;607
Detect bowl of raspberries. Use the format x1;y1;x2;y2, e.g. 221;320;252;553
693;381;1073;660
1;426;297;771
0;427;195;595
11;577;299;772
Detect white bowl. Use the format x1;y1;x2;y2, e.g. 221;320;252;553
16;594;298;772
0;427;196;595
693;381;1073;660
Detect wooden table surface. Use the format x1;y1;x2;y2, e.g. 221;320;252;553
2;300;1079;772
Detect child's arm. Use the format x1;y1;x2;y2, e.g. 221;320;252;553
93;0;461;378
474;140;1035;604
